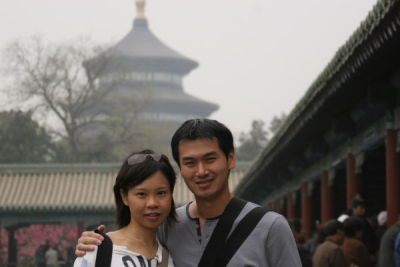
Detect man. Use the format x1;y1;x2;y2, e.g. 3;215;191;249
379;218;400;267
313;219;348;267
342;216;371;267
45;243;59;267
76;119;301;266
288;219;312;267
351;197;376;255
395;231;400;267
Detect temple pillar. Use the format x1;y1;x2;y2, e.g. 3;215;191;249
287;193;296;220
275;199;282;214
6;226;17;267
386;129;400;226
346;154;362;208
321;171;334;224
301;183;313;239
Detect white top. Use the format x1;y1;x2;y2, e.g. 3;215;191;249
45;248;59;266
74;239;174;267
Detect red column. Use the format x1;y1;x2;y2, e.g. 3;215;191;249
301;183;313;239
321;171;334;224
275;199;282;214
287;193;295;220
386;129;400;226
346;154;361;208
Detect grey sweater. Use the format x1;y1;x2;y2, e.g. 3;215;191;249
158;201;301;267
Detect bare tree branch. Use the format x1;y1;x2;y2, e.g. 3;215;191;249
1;36;121;161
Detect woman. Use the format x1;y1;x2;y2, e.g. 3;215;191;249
74;150;176;267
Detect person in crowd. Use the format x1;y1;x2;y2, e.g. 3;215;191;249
58;240;75;267
312;219;348;267
308;223;327;258
74;150;176;267
351;197;376;256
375;210;387;263
379;217;400;267
45;243;60;267
342;216;371;267
289;218;312;267
395;231;400;267
75;119;302;266
35;243;48;267
375;211;387;246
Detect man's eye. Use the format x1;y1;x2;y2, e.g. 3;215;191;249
184;161;195;166
206;157;216;162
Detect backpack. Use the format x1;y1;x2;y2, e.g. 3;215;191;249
94;230;169;267
198;197;268;267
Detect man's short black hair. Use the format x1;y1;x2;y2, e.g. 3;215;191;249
323;219;343;236
171;118;234;166
343;216;363;237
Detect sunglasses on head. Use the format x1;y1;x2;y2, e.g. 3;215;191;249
127;153;162;166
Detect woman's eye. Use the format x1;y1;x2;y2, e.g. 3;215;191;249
136;192;146;197
158;191;167;195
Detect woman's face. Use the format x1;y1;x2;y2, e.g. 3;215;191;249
121;170;172;230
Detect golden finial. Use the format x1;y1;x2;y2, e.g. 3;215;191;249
136;0;146;19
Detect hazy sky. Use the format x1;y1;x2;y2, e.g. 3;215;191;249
0;0;378;136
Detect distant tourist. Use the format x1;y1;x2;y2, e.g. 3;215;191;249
35;243;48;267
351;197;376;256
342;216;371;267
289;218;312;267
45;243;59;267
379;217;400;267
313;220;348;267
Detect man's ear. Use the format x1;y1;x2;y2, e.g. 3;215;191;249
120;189;128;206
228;151;237;170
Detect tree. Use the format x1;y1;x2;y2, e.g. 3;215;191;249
236;114;287;162
1;37;116;162
269;113;287;135
0;110;55;163
237;120;268;161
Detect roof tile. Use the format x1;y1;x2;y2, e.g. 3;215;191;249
0;164;248;212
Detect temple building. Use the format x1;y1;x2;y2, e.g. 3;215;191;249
0;2;221;265
85;0;218;132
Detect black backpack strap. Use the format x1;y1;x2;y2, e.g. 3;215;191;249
198;197;247;267
94;230;113;267
215;206;268;266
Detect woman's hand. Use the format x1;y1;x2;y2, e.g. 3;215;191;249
75;225;106;257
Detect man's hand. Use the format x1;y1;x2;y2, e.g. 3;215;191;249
75;225;106;257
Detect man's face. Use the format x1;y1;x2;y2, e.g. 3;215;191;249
178;138;236;200
353;205;366;216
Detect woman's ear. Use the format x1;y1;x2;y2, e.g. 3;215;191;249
120;189;128;206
